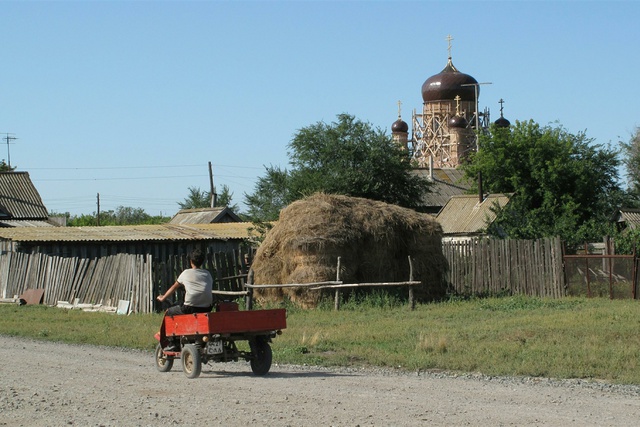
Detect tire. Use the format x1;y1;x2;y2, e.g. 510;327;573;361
155;343;173;372
250;337;272;376
181;344;202;379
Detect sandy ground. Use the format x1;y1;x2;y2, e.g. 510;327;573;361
1;335;640;426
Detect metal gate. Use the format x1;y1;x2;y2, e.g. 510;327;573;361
563;244;638;299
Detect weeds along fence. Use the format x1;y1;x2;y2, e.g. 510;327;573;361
443;237;565;297
0;248;254;314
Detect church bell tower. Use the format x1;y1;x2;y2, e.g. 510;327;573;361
410;36;485;168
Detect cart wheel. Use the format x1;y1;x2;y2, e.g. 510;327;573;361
250;337;272;376
181;344;202;379
155;343;173;372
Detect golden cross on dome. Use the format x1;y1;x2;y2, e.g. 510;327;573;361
454;95;462;116
397;100;402;118
446;34;454;58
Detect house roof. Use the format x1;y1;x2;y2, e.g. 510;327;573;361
611;208;640;230
436;194;511;235
412;168;472;212
169;207;242;224
0;172;49;220
0;220;56;228
0;222;256;243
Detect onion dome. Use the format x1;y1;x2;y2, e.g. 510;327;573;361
449;115;468;129
392;118;409;133
421;58;478;103
494;98;510;128
494;116;511;128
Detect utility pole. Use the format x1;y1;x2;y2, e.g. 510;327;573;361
2;133;17;168
97;193;101;226
208;161;217;208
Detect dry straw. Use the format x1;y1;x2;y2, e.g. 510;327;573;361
251;193;448;308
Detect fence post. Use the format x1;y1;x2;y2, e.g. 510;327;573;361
334;257;341;310
245;269;254;310
634;245;638;300
408;256;415;311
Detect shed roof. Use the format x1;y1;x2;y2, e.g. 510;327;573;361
436;194;511;235
0;172;49;220
0;220;56;228
611;208;640;230
169;207;242;224
412;168;472;213
0;222;256;243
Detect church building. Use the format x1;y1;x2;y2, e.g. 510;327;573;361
392;36;510;215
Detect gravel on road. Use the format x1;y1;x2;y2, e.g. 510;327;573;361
1;335;639;426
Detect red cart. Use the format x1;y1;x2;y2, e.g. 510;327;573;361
154;302;286;379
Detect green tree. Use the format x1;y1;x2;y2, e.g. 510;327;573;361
113;206;157;224
178;186;210;209
178;185;239;212
244;165;290;221
462;120;624;245
64;206;170;226
621;126;640;203
0;160;15;172
217;184;239;212
244;114;431;221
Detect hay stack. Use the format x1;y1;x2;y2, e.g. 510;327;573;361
250;193;448;308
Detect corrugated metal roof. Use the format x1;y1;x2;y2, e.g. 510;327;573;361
0;222;256;243
0;220;56;228
436;194;511;235
0;172;49;219
412;168;472;210
169;207;242;224
613;208;640;230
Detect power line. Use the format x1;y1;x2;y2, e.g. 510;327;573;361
24;163;264;171
33;174;206;182
32;173;257;183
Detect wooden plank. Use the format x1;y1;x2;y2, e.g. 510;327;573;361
312;281;421;290
246;281;343;289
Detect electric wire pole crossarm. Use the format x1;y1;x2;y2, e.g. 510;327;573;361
1;133;17;168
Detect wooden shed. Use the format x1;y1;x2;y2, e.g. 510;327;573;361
611;208;640;232
436;194;511;242
0;223;257;312
411;167;471;215
168;207;243;225
0;222;255;259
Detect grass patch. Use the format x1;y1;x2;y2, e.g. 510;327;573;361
0;304;160;350
2;295;640;384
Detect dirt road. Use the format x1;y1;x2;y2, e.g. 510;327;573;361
1;335;639;426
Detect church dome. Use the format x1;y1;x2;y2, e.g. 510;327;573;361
421;58;478;103
391;118;409;133
449;115;468;129
494;116;511;128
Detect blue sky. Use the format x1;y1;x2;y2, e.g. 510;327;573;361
1;1;638;217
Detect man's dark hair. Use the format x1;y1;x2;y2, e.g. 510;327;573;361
190;249;205;268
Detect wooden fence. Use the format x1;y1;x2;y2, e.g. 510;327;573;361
443;237;565;297
0;248;254;314
244;256;421;310
154;249;254;307
0;252;153;313
0;238;578;312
